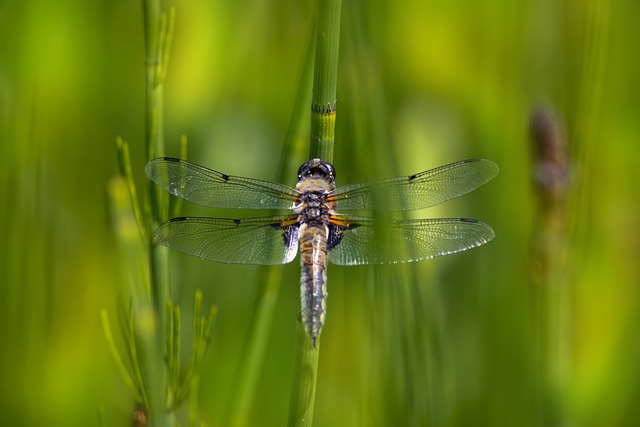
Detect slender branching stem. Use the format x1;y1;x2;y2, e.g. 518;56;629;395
141;0;175;425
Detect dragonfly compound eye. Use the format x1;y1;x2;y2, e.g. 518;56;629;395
298;159;336;182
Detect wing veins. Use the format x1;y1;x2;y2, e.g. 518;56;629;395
155;215;299;265
146;157;298;209
328;216;494;265
331;158;498;211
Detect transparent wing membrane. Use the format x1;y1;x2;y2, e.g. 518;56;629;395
147;157;497;266
331;158;498;212
145;157;299;210
328;216;495;266
155;215;299;265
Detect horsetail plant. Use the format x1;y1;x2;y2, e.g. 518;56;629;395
289;1;342;426
103;2;216;426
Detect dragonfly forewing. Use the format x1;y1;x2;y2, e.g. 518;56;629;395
327;216;495;266
155;215;300;265
145;157;299;210
331;158;499;212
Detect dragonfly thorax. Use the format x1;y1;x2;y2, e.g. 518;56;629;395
295;189;332;223
295;160;337;224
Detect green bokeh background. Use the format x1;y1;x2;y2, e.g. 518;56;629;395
1;0;639;426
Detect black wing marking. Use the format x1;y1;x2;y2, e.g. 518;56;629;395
327;216;495;266
155;215;299;265
331;158;498;211
145;157;299;210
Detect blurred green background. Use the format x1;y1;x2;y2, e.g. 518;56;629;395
1;0;639;426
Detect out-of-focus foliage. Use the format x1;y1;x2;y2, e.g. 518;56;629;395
1;0;638;426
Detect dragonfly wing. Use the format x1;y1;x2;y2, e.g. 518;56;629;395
145;157;299;210
155;215;299;265
328;216;494;266
331;158;498;211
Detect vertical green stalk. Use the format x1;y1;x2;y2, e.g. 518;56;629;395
227;26;316;427
288;323;321;427
141;1;175;426
289;1;341;426
309;0;342;162
109;3;215;426
227;269;284;427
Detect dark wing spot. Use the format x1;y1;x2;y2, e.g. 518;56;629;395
164;156;182;163
408;174;417;181
221;173;230;181
327;223;360;251
271;224;299;250
168;216;188;222
327;225;343;251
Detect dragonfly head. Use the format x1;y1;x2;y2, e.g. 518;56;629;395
298;158;335;183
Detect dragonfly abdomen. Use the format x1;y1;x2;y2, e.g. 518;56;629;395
298;223;329;348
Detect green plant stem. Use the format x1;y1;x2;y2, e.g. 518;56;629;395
227;27;316;427
228;269;283;427
143;1;163;160
142;0;174;425
101;309;139;398
288;323;320;427
309;0;342;162
289;1;342;426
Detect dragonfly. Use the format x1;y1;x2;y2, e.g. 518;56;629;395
145;157;498;347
